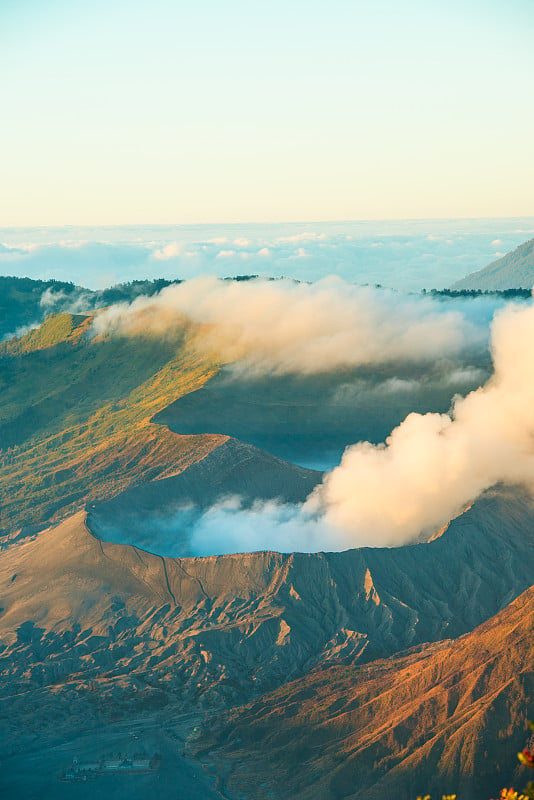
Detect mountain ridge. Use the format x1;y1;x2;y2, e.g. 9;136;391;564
198;581;534;800
2;485;534;724
452;237;534;290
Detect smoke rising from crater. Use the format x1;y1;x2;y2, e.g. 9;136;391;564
92;278;534;550
92;276;487;374
150;298;534;552
307;299;534;544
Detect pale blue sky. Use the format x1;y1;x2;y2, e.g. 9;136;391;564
1;0;533;224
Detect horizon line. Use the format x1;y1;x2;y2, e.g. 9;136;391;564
0;214;534;230
1;214;534;230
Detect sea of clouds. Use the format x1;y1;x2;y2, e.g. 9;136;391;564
1;218;533;290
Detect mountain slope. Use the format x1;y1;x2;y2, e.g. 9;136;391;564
0;311;225;536
2;487;534;742
452;237;534;290
0;275;184;341
0;277;78;340
200;582;534;800
88;437;323;556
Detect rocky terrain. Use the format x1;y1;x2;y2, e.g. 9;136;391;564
1;488;534;774
198;582;534;800
1;301;534;798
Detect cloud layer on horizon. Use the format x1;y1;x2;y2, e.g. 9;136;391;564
1;220;532;291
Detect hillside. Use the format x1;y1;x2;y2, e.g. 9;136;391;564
0;275;184;342
0;277;78;341
3;294;534;798
0;310;226;536
452;237;534;290
2;487;534;763
88;437;323;556
199;582;534;800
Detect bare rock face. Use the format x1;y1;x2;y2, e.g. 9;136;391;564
203;583;534;800
1;486;534;746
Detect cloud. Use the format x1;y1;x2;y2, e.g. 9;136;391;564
91;276;488;375
160;297;534;554
39;286;94;315
40;287;68;310
306;298;534;545
188;497;337;556
153;242;181;260
1;219;532;291
94;497;341;557
1;322;41;343
276;232;327;243
88;280;534;555
443;366;486;385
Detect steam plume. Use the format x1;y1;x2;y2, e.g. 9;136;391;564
91;278;534;551
308;299;534;544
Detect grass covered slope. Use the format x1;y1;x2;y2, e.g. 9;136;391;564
0;277;79;340
0;275;185;342
0;311;224;534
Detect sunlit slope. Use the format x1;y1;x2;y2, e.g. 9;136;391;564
202;584;534;800
1;491;534;763
0;312;224;534
2;488;534;705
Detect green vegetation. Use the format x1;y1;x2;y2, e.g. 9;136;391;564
0;312;88;355
425;288;532;299
0;277;77;340
0;275;185;344
0;311;222;533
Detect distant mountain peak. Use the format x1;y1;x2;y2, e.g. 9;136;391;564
452;237;534;290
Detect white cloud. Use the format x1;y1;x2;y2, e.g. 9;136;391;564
307;300;534;545
276;232;326;243
92;275;487;375
0;221;530;291
152;242;181;260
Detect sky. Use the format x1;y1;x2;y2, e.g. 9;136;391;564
1;0;533;226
